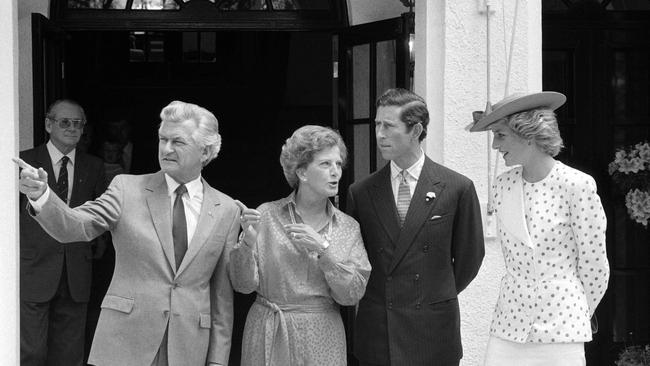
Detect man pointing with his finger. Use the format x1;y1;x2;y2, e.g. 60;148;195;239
16;100;239;366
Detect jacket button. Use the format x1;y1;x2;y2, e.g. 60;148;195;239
387;276;392;282
172;283;179;289
388;302;393;309
423;245;429;253
415;303;421;310
378;247;384;253
414;274;420;280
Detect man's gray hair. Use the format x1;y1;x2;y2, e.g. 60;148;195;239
159;101;222;166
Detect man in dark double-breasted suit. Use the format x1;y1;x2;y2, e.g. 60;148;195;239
20;99;106;366
348;88;485;366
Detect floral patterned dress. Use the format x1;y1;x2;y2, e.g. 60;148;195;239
229;193;371;366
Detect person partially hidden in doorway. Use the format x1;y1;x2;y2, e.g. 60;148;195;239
19;99;107;366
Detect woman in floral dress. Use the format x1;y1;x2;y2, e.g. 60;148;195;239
230;125;371;366
469;91;610;366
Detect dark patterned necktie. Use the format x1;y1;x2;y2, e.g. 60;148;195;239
55;156;69;203
172;184;188;269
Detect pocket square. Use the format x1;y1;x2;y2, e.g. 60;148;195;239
430;215;442;220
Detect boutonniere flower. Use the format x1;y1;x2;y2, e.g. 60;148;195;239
425;192;436;202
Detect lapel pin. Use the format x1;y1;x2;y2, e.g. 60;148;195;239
425;192;436;202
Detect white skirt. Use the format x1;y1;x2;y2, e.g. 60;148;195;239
484;335;585;366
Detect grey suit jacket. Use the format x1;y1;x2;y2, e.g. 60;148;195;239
32;171;239;366
348;157;485;366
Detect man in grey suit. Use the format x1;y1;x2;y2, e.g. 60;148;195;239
347;88;485;366
16;101;239;366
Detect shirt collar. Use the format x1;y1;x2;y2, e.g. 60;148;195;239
164;173;203;199
390;149;425;182
46;140;76;166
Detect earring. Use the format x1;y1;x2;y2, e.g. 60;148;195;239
300;177;307;182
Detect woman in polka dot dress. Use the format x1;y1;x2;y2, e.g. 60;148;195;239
469;92;610;366
229;125;371;366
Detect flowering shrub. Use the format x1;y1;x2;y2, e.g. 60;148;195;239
608;141;650;227
616;344;650;366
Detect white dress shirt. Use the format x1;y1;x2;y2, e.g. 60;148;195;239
165;174;203;247
46;140;76;203
389;150;425;207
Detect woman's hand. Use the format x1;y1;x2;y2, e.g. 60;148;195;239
284;223;328;254
235;200;261;247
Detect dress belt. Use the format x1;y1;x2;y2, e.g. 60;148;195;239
255;294;337;366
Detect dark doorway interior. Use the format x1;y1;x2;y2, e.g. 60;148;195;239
543;7;650;366
65;30;334;365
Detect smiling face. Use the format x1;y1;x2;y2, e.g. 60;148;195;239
375;105;422;168
490;120;535;167
158;120;207;183
45;102;85;154
297;146;343;199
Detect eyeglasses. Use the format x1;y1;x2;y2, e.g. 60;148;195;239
48;118;86;129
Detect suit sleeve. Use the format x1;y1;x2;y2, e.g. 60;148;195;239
207;204;238;365
93;159;108;198
31;174;124;243
451;181;485;294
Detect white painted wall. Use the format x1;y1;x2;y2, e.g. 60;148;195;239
0;0;20;363
415;1;542;365
18;0;48;150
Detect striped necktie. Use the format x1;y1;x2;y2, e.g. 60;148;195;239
55;156;69;203
397;169;411;226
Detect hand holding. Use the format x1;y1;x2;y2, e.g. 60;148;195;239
13;157;49;200
234;200;261;247
284;223;327;254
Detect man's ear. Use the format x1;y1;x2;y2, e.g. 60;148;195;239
44;118;53;134
411;123;423;141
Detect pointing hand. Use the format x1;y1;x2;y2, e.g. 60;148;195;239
13;157;49;200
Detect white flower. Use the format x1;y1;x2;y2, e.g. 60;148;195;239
425;192;436;201
625;189;650;227
636;142;650;164
619;156;645;174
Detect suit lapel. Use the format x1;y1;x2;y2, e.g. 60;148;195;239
145;172;177;274
389;158;445;274
368;165;400;245
69;152;90;207
35;145;57;188
176;179;222;276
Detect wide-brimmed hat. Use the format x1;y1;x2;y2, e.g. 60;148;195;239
468;91;566;132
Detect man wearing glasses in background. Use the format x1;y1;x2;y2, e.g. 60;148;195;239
19;99;106;366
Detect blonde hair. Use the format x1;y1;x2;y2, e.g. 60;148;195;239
506;109;564;157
